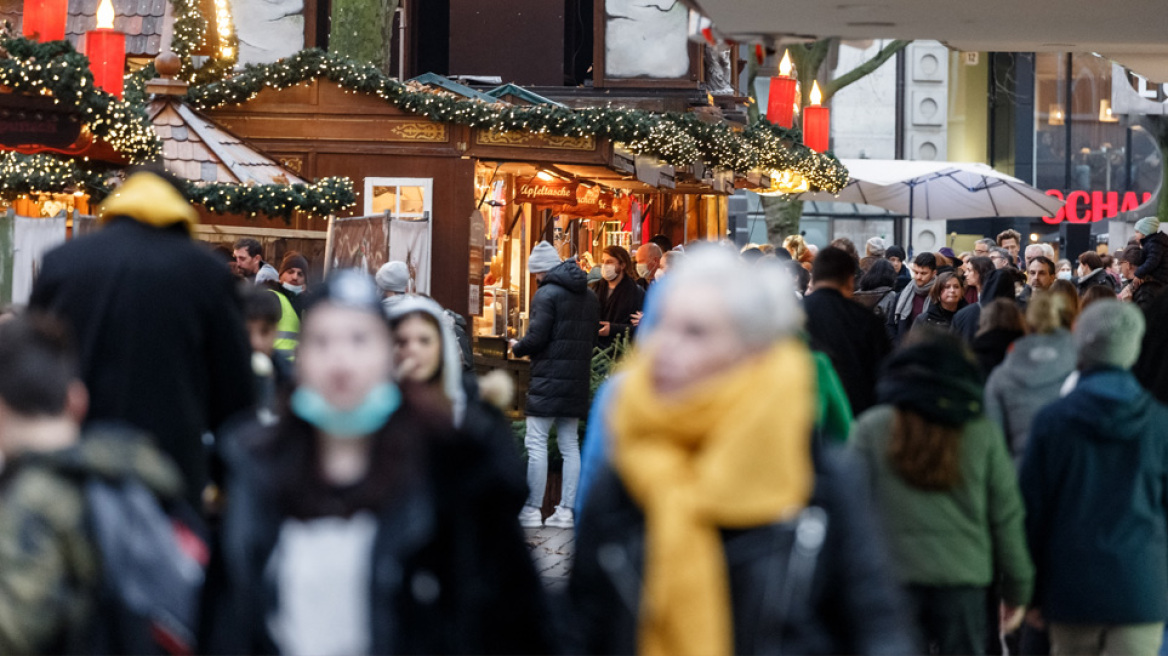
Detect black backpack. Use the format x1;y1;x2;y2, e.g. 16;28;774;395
84;478;208;655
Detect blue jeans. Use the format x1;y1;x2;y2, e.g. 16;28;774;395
525;416;580;510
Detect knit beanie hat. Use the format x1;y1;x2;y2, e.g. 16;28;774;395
1075;300;1145;371
528;241;562;274
885;245;907;261
280;251;309;274
877;332;984;426
865;237;886;258
374;261;410;293
1135;216;1160;236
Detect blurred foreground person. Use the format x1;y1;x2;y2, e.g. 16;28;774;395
570;248;913;655
0;315;197;654
30;170;254;508
1021;300;1168;656
851;331;1033;655
204;271;552;655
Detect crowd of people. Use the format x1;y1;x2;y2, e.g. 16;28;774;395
2;167;1168;655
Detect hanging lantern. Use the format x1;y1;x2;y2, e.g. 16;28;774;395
85;0;126;99
766;51;797;128
803;81;830;153
22;0;69;42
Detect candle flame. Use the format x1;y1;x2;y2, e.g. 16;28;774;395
810;81;822;106
96;0;115;29
778;51;792;77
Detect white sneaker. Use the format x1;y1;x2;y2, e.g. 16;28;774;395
518;505;543;528
545;506;574;529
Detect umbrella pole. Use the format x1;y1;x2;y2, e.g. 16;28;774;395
907;188;914;257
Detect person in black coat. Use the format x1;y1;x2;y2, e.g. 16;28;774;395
29;170;254;509
952;267;1015;344
591;245;645;350
803;246;893;416
510;242;600;528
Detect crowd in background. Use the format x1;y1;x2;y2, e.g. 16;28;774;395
2;167;1168;655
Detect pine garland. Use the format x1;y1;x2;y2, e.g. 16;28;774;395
186;49;849;192
169;0;238;84
0;37;161;162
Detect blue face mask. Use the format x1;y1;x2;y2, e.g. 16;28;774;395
291;382;401;438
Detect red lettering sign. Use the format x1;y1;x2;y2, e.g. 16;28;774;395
515;176;579;205
1042;189;1153;224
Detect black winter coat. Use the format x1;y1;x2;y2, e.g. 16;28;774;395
202;402;555;654
803;288;892;416
568;450;917;655
512;261;600;419
29;218;254;507
1136;232;1168;285
952;268;1015;344
591;275;645;349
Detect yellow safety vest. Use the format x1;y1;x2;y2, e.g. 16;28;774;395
271;290;300;360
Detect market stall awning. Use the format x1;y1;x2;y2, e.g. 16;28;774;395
686;0;1168;82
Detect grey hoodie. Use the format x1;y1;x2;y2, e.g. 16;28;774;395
984;329;1076;463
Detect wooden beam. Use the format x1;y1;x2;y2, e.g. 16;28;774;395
192;224;329;240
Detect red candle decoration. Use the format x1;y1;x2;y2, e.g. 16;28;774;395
22;0;69;42
766;51;797;128
803;81;831;153
85;0;126;99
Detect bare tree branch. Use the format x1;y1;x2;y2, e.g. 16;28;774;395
823;39;911;102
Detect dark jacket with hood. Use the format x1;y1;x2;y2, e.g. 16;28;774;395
0;428;185;655
1076;267;1117;294
569;450;917;655
591;274;645;349
1020;368;1168;624
1135;290;1168;405
952;268;1015;344
30;218;255;507
803;287;892;416
1136;231;1168;285
513;260;600;419
913;298;967;331
985;330;1076;462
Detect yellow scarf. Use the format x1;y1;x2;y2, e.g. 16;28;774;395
611;339;815;656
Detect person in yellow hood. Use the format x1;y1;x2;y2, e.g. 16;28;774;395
568;246;914;655
29;168;255;509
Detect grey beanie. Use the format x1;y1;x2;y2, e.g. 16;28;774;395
1135;216;1160;236
528;241;562;274
865;237;886;258
1075;300;1145;371
375;261;410;293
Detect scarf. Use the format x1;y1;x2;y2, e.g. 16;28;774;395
894;276;936;322
610;340;815;656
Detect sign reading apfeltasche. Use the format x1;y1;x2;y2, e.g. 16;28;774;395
515;176;579;205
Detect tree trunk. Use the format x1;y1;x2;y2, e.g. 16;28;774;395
763;195;804;244
330;0;399;72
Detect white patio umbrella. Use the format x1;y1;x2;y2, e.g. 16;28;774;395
783;159;1065;252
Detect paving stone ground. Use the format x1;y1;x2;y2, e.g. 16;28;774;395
524;525;574;590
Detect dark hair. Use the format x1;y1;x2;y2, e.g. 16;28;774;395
241;285;282;325
1100;254;1114;269
977;298;1026;337
0;313;78;416
997;229;1022;245
234;238;263;258
603;245;637;280
786;260;811;294
1119;245;1145;267
829;237;860;263
1078;251;1103;271
889;408;963;491
967;256;994;286
650;234;673;254
812;246;858;286
741;247;764;262
210;243;234;263
1029;256;1056;275
913;252;937;270
928;272;964;305
859;259;897;291
1080;284;1115;309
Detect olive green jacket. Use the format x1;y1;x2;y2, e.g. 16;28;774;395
849;406;1034;606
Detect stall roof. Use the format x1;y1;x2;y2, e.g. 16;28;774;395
410;73;500;104
485;84;566;108
149;97;307;186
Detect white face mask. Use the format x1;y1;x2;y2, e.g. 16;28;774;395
636;263;650;278
283;282;305;295
601;264;619;281
1057;271;1073;281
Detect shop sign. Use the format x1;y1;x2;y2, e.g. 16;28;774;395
597;191;616;217
1041;189;1153;224
553;185;605;217
516;176;578;205
0;93;83;150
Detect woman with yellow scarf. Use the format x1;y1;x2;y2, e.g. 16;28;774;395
568;247;915;655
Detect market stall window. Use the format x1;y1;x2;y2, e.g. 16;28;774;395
363;176;433;295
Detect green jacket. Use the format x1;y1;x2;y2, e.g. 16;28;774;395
0;429;183;654
849;405;1034;606
813;350;853;443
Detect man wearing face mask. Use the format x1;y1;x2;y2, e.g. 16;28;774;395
268;251;308;361
591;245;645;349
634;243;663;290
